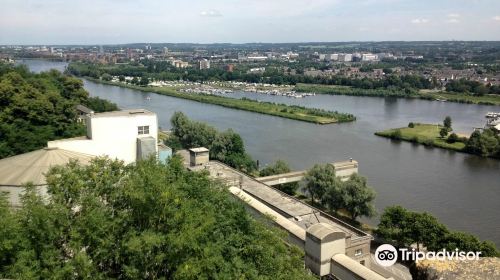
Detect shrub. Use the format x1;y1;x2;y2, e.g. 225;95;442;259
408;122;415;128
447;133;459;143
391;129;403;140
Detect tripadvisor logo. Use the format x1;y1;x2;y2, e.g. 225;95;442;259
374;244;482;267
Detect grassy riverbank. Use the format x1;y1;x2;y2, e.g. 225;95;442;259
375;123;467;152
86;78;355;124
295;83;500;106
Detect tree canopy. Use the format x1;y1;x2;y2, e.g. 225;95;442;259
0;63;117;159
304;164;376;221
377;205;499;257
0;157;314;279
169;112;257;174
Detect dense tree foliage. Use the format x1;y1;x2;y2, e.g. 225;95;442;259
259;160;299;195
465;128;500;158
446;78;500;95
304;164;376;221
377;206;499;257
169;112;257;174
67;61;436;93
0;63;117;159
0;157;314;279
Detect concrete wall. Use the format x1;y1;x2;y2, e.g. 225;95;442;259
0;185;48;208
48;112;158;164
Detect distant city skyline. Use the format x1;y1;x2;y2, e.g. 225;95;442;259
1;0;500;44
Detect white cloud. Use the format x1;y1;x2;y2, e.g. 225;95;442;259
200;9;222;17
446;13;460;23
411;18;429;24
493;16;500;21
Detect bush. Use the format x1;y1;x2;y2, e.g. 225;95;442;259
391;129;403;140
422;139;434;147
408;122;415;128
447;133;459;143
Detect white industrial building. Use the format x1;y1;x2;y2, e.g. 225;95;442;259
0;109;161;207
48;109;158;164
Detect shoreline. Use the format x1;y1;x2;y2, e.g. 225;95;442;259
295;84;500;106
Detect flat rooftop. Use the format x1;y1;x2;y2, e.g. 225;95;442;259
189;160;369;240
91;109;155;118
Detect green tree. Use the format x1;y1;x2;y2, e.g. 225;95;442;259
101;73;112;81
0;63;116;159
391;129;402;140
341;174;376;220
259;160;299;195
443;116;452;131
439;127;448;138
304;164;336;206
139;76;149;86
377;206;499;256
447;133;459;143
169;112;257;173
0;158;315;279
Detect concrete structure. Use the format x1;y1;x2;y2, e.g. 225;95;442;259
48;109;158;164
158;143;173;164
256;160;358;186
0;148;94;207
305;223;346;276
186;158;395;279
75;104;94;123
189;147;209;166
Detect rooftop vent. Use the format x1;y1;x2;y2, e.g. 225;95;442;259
129;109;145;114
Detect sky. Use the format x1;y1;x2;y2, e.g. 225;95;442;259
1;0;500;44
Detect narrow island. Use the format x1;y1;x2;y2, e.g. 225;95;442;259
375;116;500;158
85;78;356;124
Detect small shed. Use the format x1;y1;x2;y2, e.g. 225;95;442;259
189;147;209;166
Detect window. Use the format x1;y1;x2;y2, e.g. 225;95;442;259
138;125;150;135
360;260;365;266
355;249;363;256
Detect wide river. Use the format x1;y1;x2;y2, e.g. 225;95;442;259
22;59;500;246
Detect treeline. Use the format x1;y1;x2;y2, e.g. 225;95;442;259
465;128;500;158
0;157;314;279
446;78;500;95
167;112;257;174
0;63;118;159
377;206;499;257
68;61;435;93
304;164;376;221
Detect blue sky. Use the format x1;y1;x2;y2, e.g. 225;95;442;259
1;0;500;44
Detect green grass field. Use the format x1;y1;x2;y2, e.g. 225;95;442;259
375;123;467;152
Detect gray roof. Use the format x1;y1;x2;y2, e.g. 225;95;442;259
91;109;155;118
189;147;209;153
0;148;94;186
75;104;94;114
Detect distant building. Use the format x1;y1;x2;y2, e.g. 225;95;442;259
172;60;189;68
361;53;378;62
339;53;353;62
224;64;234;72
249;67;266;74
326;53;339;61
199;58;210;70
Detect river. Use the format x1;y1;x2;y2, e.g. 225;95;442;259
22;59;500;247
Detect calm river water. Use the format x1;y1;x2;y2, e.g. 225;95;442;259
22;59;500;246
